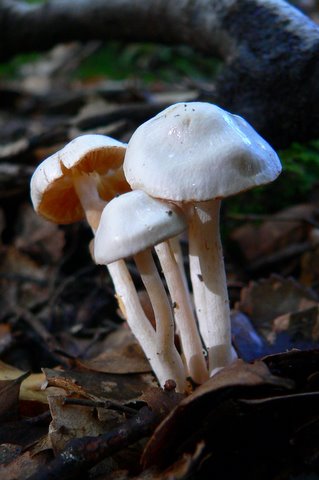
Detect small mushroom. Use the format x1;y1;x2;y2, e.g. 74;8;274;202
94;190;187;391
30;134;128;231
154;240;208;384
123;102;282;374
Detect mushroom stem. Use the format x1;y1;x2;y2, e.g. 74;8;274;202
108;260;185;391
169;236;193;311
188;198;232;374
155;241;208;384
74;175;185;387
134;248;186;392
73;173;106;232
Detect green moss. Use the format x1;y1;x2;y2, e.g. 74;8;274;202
227;140;319;216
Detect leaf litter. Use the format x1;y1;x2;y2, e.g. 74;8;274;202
0;41;319;480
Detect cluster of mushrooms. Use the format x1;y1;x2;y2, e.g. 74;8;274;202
30;102;282;393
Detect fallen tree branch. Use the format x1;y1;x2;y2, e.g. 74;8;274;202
26;386;183;480
26;406;160;480
1;0;319;146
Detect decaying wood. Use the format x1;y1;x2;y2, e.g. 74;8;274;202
1;0;319;146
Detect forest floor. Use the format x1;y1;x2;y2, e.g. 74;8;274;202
1;11;319;478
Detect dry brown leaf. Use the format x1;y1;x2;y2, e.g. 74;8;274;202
14;203;65;264
271;305;319;342
0;360;61;404
0;450;47;480
142;360;293;469
0;244;47;279
231;204;317;262
262;348;319;384
300;244;319;286
48;395;122;453
0;245;49;314
0;323;14;355
0;372;30;421
117;442;205;480
44;367;157;403
236;274;318;337
77;328;152;374
140;387;185;418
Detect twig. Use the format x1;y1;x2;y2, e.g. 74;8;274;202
26;405;165;480
62;397;137;416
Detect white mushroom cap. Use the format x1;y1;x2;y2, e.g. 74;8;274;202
94;190;187;264
124;102;282;202
30;134;127;224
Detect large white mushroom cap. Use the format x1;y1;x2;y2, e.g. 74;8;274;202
124;102;282;202
30;134;127;224
94;190;187;264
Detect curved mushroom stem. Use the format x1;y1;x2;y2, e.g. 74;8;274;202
73;173;106;232
134;248;186;392
107;260;185;390
169;236;194;313
188;198;234;374
155;241;208;384
74;175;185;389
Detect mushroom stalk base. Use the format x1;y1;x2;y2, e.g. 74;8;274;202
188;199;232;373
155;241;208;384
108;260;185;392
134;249;186;392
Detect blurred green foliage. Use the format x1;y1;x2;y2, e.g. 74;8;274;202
76;43;220;83
0;37;317;215
0;53;40;77
0;43;220;83
227;140;319;215
279;140;319;195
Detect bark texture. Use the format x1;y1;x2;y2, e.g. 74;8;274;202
1;0;319;146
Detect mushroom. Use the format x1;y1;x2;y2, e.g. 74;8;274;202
123;102;282;374
154;240;208;384
94;190;187;391
30;134;128;232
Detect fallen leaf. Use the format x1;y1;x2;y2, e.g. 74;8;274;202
142;360;293;469
236;274;318;338
0;418;50;449
0;360;61;404
140;352;319;479
231;204;317;262
14;203;65;264
0;450;47;480
0;245;50;315
140;387;184;417
44;367;157;403
124;442;205;480
0;323;14;356
0;372;30;422
77;328;152;374
48;395;122;453
262;349;319;385
271;305;319;346
300;244;319;286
